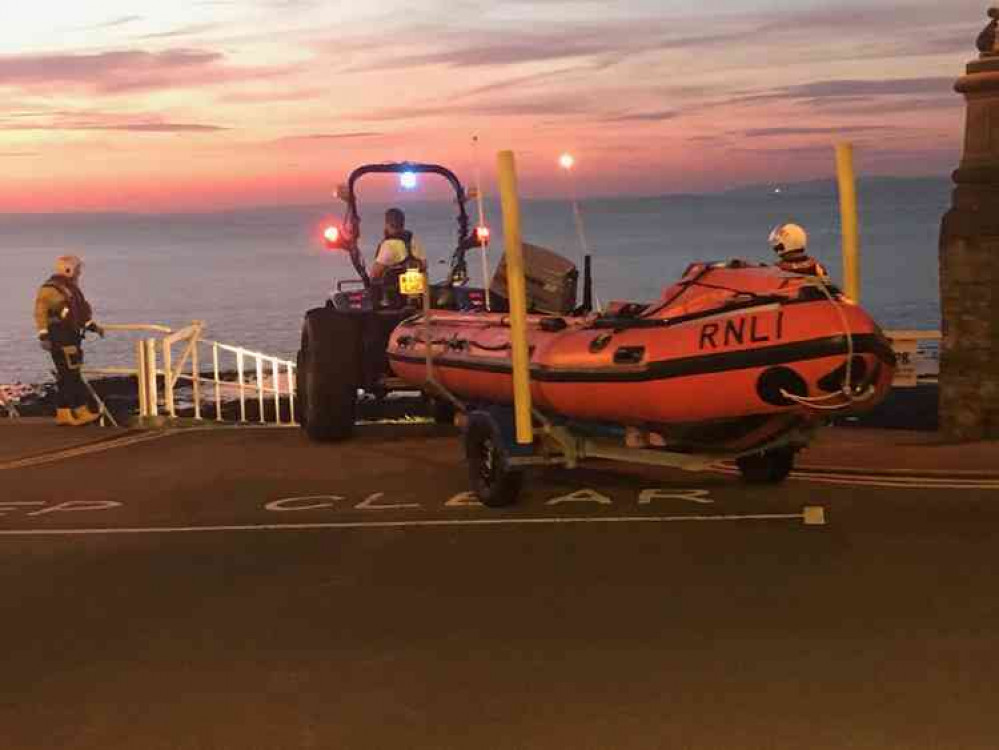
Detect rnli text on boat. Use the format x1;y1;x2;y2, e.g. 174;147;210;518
699;312;785;350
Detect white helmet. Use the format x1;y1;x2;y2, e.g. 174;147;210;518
768;224;807;257
54;255;83;278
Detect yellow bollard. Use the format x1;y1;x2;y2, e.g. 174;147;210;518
496;150;534;445
835;143;861;302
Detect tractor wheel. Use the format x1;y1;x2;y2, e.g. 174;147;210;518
736;446;796;484
298;309;362;442
465;411;523;507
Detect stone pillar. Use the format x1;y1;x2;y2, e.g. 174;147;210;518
939;23;999;441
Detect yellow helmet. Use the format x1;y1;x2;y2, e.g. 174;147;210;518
768;224;807;257
54;255;83;278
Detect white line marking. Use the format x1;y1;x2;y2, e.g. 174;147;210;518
713;467;999;490
354;492;421;511
0;502;46;516
796;466;998;479
0;512;810;536
0;431;174;471
790;471;999;487
638;489;714;505
546;489;613;506
265;496;343;512
26;500;122;517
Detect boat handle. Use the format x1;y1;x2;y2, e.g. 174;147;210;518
613;346;645;365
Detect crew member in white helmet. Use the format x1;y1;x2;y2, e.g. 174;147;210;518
33;255;105;426
768;223;829;279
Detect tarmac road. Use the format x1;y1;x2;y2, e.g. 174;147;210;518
1;424;998;750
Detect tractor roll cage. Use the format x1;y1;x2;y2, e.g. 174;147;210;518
340;162;476;289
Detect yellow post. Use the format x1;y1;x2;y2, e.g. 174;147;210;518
496;150;534;445
835;142;861;301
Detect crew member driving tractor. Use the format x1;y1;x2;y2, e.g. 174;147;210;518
371;208;426;307
768;223;829;279
34;255;105;426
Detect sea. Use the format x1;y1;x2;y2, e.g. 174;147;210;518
0;176;950;388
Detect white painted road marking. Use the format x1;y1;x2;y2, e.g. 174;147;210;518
265;488;719;513
265;496;344;512
714;466;999;490
0;500;121;518
0;430;174;472
546;489;612;505
0;510;822;536
0;502;46;516
353;492;421;511
638;489;714;505
26;500;122;517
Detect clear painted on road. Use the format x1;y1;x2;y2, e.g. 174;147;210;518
264;487;722;514
0;499;122;518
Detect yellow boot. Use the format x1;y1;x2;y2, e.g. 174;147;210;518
71;405;101;426
56;408;77;426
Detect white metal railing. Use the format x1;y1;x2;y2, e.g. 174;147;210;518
85;321;297;426
884;329;940;388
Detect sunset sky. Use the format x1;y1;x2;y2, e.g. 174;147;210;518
0;0;985;212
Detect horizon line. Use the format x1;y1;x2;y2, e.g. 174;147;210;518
0;172;952;218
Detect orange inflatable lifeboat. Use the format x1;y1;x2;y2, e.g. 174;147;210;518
387;260;895;454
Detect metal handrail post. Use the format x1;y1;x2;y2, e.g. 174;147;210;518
136;339;148;418
191;326;202;421
163;337;175;418
237;350;246;423
213;342;222;421
256;357;266;424
272;358;281;425
145;338;159;417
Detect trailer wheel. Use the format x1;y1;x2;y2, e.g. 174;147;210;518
465;412;523;507
430;397;457;426
736;446;795;484
298;309;361;442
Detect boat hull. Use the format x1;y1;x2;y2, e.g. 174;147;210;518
387;268;896;447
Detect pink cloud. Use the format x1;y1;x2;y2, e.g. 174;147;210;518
0;48;295;94
1;110;227;133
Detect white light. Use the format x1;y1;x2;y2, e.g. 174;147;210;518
559;153;575;170
400;172;418;189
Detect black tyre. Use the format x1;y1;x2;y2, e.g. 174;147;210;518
465;412;523;507
736;446;795;484
298;309;362;442
296;348;309;429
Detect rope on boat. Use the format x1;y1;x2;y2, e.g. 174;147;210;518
400;332;511;353
778;276;876;411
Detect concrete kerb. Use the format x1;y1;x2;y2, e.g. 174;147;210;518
130;416;299;430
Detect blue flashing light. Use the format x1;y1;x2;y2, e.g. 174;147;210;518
400;171;418;190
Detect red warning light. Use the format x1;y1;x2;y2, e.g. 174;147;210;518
323;225;341;248
475;225;491;243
